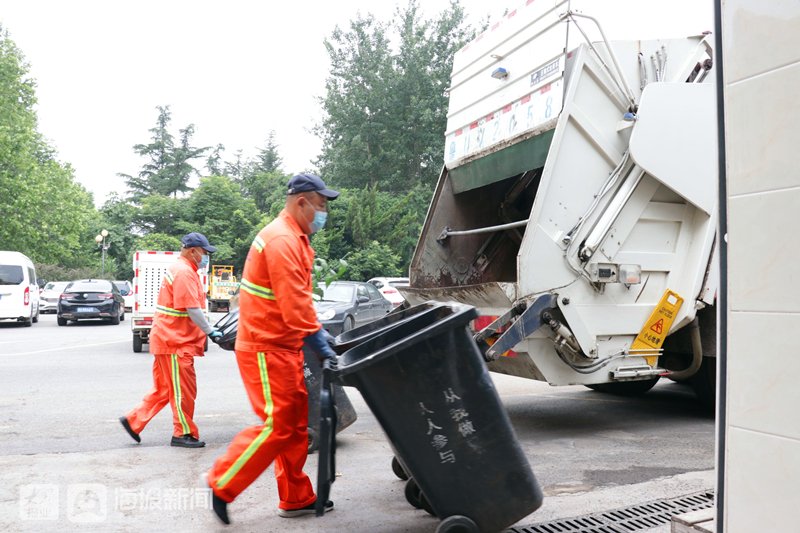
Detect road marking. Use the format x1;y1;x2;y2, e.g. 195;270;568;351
1;339;128;356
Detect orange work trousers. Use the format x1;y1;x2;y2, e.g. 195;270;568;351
207;349;315;510
126;353;199;438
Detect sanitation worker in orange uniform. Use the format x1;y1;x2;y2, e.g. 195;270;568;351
119;233;223;448
205;173;339;524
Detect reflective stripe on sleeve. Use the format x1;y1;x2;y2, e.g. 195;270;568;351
156;305;189;317
253;235;266;253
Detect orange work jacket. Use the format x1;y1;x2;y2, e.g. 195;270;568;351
149;256;207;356
235;210;321;352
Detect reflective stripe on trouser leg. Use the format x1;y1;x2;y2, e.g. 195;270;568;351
126;354;171;434
207;350;315;507
167;353;198;438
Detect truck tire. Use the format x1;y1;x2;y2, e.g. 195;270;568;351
133;334;143;353
689;356;716;412
586;378;659;396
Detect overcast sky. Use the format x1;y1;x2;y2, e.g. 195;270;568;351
0;0;712;206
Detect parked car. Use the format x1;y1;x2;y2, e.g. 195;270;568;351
57;279;126;326
316;281;393;335
367;277;410;307
113;280;134;312
0;251;39;326
39;281;70;314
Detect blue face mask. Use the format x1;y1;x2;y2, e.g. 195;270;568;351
311;210;328;234
198;253;209;269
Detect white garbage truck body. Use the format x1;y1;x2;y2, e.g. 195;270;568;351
405;0;717;401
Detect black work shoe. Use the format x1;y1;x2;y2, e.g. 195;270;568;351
119;416;140;443
170;434;205;448
212;491;230;525
201;473;230;525
278;500;334;518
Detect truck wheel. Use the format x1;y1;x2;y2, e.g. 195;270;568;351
32;309;39;323
586;378;659;396
689;356;716;412
133;334;143;353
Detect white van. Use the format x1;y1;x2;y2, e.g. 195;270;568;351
0;251;40;326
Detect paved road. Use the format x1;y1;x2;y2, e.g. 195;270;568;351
0;314;715;532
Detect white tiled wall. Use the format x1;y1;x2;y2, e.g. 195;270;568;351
722;1;800;531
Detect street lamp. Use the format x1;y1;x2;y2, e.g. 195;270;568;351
95;229;110;277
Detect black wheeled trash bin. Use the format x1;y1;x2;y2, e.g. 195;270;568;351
319;301;543;533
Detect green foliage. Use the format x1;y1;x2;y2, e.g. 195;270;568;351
35;263;104;284
135;233;182;252
341;240;403;281
183;175;264;274
120;106;209;201
311;257;348;298
316;0;474;192
0;28;96;266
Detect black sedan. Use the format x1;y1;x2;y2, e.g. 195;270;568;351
57;279;126;326
316;281;393;335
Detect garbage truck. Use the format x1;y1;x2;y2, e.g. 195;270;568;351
403;0;718;405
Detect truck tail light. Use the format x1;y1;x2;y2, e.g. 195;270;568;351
24;286;30;305
134;317;153;327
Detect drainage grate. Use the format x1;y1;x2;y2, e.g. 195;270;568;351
507;490;714;533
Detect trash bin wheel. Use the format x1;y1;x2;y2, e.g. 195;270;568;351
391;456;409;480
403;478;435;515
436;515;479;533
307;427;319;454
404;478;423;509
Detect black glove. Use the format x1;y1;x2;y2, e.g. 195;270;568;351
305;328;337;363
321;327;336;348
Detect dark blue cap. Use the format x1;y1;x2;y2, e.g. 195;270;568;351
286;173;339;199
181;232;217;253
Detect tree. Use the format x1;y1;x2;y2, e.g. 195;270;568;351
182;175;264;274
206;143;226;176
252;131;283;174
120;106;209;201
316;0;474;192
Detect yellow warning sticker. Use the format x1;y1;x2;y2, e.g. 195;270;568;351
631;289;684;367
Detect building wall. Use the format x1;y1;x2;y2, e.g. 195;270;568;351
722;1;800;531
